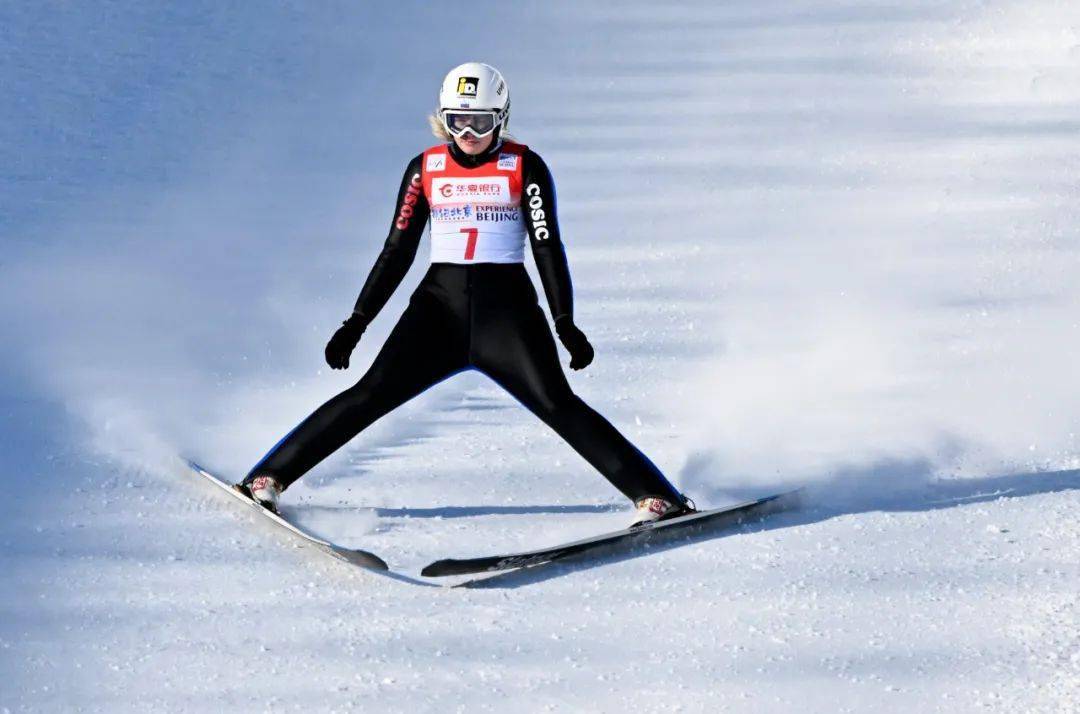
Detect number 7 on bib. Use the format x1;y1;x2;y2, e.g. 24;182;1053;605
461;227;478;260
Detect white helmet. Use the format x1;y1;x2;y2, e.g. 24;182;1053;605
438;62;510;139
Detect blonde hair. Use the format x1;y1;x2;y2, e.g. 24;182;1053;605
428;112;515;143
428;113;453;142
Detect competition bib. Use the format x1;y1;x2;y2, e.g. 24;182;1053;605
421;142;528;264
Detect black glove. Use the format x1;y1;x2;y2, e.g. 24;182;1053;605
324;314;368;370
555;316;594;370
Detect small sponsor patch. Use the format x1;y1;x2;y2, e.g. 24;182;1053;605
497;153;519;171
426;154;446;172
456;76;479;97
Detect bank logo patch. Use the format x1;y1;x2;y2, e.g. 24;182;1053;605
426;154;446;172
456;76;479;97
497;153;519;171
430;177;512;205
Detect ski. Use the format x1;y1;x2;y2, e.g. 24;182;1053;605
421;490;800;578
185;460;389;571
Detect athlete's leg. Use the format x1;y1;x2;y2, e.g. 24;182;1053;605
248;292;468;489
473;300;685;505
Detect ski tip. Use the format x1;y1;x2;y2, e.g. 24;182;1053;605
339;549;390;571
366;552;390;571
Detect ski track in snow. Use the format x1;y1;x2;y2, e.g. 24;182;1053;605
2;1;1079;712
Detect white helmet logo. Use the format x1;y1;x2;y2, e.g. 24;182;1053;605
456;76;479;97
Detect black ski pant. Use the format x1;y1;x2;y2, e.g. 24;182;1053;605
248;263;684;504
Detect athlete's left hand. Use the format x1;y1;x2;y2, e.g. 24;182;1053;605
555;316;595;370
324;313;367;370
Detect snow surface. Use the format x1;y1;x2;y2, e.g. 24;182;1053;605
2;1;1079;712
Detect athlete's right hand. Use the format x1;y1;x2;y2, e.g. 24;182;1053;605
324;314;368;369
555;316;595;370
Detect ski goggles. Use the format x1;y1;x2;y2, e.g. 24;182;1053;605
441;110;500;138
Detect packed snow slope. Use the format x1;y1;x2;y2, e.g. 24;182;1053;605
2;1;1078;712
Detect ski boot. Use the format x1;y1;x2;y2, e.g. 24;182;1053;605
629;496;695;528
237;474;282;514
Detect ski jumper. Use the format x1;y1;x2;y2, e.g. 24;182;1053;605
248;141;685;505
